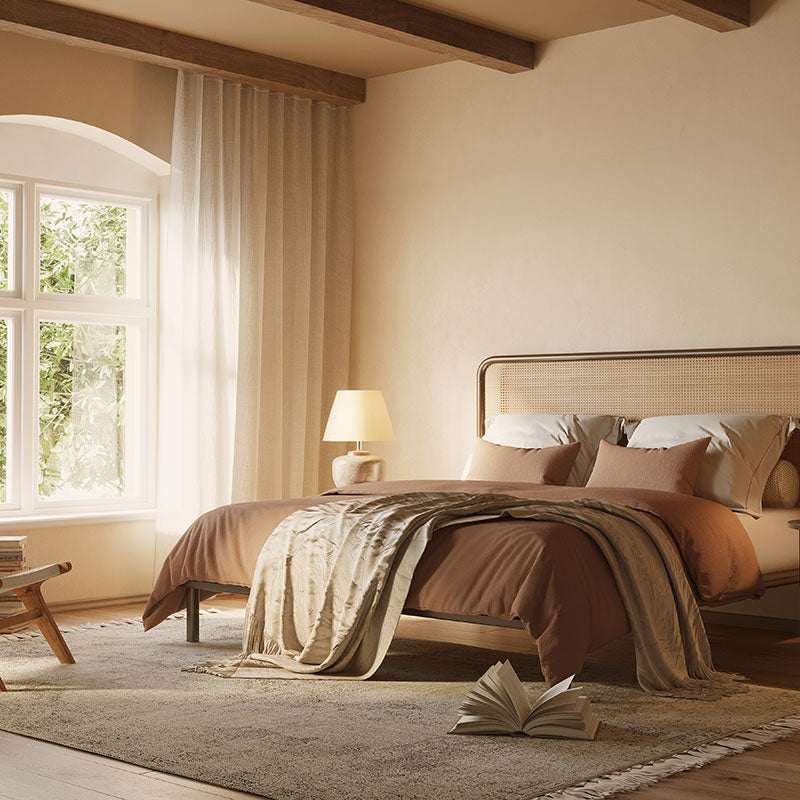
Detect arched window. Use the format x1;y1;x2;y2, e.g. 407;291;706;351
0;117;167;518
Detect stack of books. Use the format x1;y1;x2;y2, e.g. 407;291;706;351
0;536;27;623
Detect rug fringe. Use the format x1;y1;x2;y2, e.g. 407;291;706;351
183;662;241;678
532;715;800;800
0;608;224;640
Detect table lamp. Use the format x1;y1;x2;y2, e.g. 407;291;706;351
323;390;394;487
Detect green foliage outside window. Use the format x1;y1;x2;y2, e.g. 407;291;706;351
36;198;130;500
39;321;127;500
39;197;128;296
0;193;132;505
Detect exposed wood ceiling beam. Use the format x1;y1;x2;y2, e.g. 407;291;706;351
639;0;749;32
0;0;365;105
246;0;536;73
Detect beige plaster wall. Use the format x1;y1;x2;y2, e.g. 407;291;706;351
8;521;157;606
351;0;800;483
0;30;175;163
351;2;799;619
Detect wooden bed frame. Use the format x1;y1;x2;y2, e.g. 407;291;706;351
183;344;800;642
182;581;525;642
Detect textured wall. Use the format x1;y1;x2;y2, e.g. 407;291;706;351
0;30;175;162
351;0;800;482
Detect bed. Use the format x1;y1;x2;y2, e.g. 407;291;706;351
143;346;800;684
737;509;800;589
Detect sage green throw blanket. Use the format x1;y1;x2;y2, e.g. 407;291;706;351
193;493;745;697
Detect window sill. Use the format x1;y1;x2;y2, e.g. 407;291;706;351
0;508;156;530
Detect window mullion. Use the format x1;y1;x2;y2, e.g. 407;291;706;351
20;180;36;515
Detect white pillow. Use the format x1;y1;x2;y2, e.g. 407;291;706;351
627;414;793;517
480;414;622;486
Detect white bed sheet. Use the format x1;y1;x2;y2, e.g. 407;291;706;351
735;508;800;584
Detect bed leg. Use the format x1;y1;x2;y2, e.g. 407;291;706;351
186;586;200;643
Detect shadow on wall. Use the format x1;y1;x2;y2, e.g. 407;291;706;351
753;0;781;24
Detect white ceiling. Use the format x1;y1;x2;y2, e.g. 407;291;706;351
52;0;668;78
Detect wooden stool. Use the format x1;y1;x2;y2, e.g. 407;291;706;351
0;562;75;691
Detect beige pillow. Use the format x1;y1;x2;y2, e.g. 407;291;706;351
464;439;581;485
586;438;710;495
627;414;792;516
482;414;622;486
763;459;800;508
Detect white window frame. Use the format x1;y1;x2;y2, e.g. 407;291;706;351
0;173;156;519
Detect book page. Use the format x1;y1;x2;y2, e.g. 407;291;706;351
532;687;585;715
530;674;574;712
496;661;532;728
482;665;527;730
523;696;598;739
452;662;517;733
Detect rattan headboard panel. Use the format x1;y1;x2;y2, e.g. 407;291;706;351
478;347;800;435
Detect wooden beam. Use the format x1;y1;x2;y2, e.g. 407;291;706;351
0;0;365;105
639;0;749;32
246;0;535;73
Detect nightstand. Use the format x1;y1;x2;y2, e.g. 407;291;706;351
788;520;800;634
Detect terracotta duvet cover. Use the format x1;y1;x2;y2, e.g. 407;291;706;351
143;480;764;684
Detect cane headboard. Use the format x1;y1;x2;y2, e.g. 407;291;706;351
477;346;800;436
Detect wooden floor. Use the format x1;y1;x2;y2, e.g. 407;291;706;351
0;595;798;800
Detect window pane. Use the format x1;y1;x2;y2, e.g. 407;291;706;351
0;319;7;502
39;321;128;501
39;195;138;297
0;189;10;290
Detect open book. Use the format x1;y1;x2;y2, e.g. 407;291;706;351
448;661;599;740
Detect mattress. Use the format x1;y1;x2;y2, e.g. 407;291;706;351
736;508;800;585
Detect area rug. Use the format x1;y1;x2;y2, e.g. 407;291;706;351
0;609;798;800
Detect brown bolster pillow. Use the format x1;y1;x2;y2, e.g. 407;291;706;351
586;437;711;495
465;439;581;486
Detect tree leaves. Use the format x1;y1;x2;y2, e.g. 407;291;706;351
39;198;127;296
38;321;126;500
0;196;130;503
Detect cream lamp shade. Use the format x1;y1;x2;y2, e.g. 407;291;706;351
323;390;394;487
323;390;394;445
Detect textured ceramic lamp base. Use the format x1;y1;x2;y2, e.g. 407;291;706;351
332;451;385;488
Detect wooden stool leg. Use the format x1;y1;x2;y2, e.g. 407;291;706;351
16;585;75;665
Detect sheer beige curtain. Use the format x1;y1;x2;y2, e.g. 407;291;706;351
157;72;352;546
